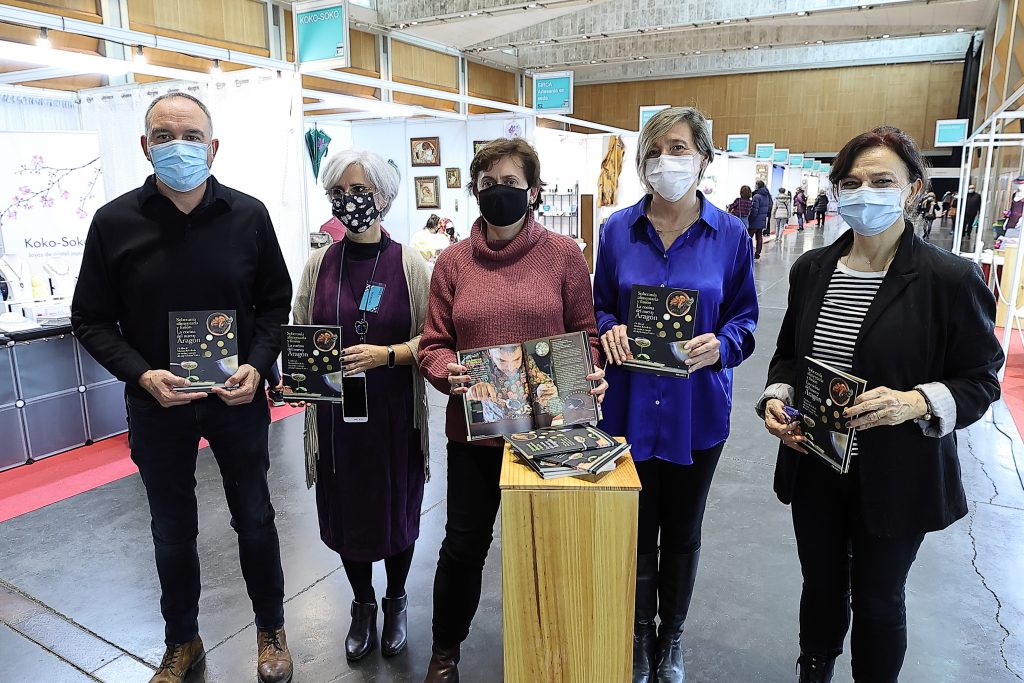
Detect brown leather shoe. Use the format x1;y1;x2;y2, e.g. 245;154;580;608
149;636;205;683
257;626;293;683
423;643;460;682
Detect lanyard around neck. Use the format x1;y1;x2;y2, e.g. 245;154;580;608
334;239;384;345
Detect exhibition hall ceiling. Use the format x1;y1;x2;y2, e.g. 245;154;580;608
372;0;994;81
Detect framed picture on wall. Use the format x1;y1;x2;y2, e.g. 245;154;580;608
473;140;490;155
415;176;441;209
445;168;462;189
410;137;441;167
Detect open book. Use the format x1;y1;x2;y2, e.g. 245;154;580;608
457;331;599;441
793;357;868;474
505;425;628;479
624;285;699;378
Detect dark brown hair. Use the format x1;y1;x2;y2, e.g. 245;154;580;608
468;138;545;210
829;126;927;205
425;213;440;231
740;185;752;199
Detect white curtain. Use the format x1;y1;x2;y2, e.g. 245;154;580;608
77;73;308;286
0;92;80;131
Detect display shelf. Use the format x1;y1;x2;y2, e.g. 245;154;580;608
538;182;580;239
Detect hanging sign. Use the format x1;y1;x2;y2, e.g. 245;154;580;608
935;118;969;147
821;163;831;175
813;161;823;171
789;153;804;167
534;71;574;115
802;158;815;169
755;143;775;160
726;134;749;155
639;105;670;130
773;148;790;164
294;0;351;72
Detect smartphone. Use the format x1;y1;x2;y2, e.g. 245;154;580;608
342;372;369;423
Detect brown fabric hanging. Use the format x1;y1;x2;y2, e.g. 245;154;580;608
598;135;626;207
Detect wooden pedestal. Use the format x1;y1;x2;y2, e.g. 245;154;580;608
499;445;641;682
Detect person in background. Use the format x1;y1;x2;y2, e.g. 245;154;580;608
921;192;938;239
595;106;758;683
749;179;772;259
963;184;982;240
727;185;753;232
773;187;793;237
71;93;293;683
417;138;608;682
813;190;829;227
941;190;953;221
758;126;1002;683
293;150;430;662
793;187;807;231
411;213;452;264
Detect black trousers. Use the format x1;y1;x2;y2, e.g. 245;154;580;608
791;457;924;682
635;444;725;555
127;393;285;646
431;441;504;649
815;210;826;225
747;227;763;258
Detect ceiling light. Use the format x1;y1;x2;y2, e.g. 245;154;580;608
656;26;664;31
882;33;890;38
796;10;808;16
804;40;810;44
470;12;479;16
36;27;50;49
695;50;701;54
134;45;146;63
724;19;732;23
410;21;418;25
816;39;824;44
590;59;598;63
956;27;965;32
752;45;760;49
211;59;221;75
460;14;466;17
539;40;546;43
527;2;538;7
942;29;948;33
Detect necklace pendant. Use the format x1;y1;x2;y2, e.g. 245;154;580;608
354;319;369;337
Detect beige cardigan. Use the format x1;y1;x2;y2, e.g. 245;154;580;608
292;242;432;489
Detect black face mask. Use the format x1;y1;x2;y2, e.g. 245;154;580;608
478;184;530;228
332;192;381;233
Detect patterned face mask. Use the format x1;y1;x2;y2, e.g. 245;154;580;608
331;191;381;233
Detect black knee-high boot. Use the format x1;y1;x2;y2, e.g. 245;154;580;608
655;550;700;683
632;554;658;683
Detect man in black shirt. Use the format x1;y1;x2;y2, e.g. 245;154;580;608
963;184;982;240
71;93;293;683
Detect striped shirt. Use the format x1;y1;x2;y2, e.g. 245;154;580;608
810;261;885;456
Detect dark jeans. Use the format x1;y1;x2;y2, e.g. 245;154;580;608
431;441;504;649
964;213;978;237
791;457;924;682
127;393;285;646
747;226;763;257
635;443;725;555
815;210;826;225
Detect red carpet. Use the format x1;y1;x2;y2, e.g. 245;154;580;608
0;404;303;523
996;326;1024;438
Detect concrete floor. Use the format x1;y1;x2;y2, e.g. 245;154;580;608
1;218;1022;682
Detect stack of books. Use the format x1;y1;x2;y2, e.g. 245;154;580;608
505;425;629;480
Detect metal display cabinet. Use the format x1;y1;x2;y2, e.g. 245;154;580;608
1;330;126;471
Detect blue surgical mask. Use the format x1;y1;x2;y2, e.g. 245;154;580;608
148;140;211;192
838;186;907;236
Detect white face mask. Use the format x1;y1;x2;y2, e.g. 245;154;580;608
645;154;700;203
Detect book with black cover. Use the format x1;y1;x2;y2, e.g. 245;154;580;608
506;425;627;479
793;357;868;474
169;310;238;392
623;285;699;378
280;325;344;403
457;331;598;441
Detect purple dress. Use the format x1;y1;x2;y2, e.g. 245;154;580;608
311;235;425;561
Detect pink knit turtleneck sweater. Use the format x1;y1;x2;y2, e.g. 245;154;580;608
419;213;601;446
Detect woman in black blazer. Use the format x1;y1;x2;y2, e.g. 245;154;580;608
757;127;1003;683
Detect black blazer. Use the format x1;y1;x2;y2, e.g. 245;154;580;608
766;222;1003;536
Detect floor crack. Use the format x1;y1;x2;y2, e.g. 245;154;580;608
967;428;1000;505
967;501;1023;681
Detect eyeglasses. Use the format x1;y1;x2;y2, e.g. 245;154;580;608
327;186;377;200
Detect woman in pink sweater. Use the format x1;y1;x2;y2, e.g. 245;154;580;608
418;138;607;681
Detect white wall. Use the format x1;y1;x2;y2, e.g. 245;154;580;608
303;121;352;233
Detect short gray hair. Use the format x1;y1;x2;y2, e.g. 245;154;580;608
636;106;714;193
144;93;212;134
321;149;400;218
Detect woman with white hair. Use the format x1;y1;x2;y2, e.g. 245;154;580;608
593;107;758;683
290;149;431;662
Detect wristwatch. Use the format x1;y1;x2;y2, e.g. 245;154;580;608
386;345;396;369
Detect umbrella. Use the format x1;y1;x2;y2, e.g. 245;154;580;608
304;124;332;180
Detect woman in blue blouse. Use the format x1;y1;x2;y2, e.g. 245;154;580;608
594;107;758;683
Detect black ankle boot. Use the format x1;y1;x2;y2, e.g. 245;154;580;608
632;554;658;683
797;653;836;682
654;550;701;683
345;600;378;661
423;643;460;682
382;594;408;656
